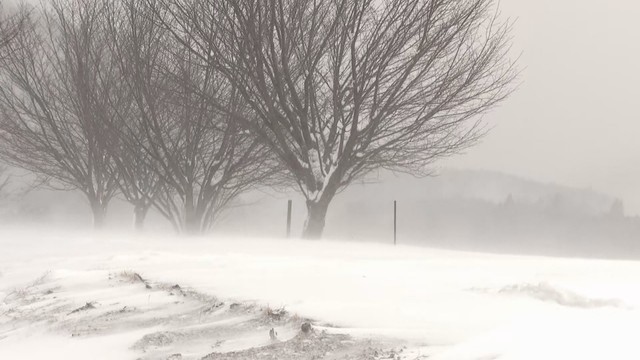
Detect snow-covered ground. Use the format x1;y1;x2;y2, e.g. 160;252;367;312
2;227;640;359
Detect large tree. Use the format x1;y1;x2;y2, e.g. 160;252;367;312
0;0;122;228
157;0;517;238
106;0;280;234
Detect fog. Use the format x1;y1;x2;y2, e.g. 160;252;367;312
446;0;640;215
1;0;639;254
8;0;640;207
2;1;640;358
3;167;638;260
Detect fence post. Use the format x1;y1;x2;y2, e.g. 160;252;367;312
394;200;397;246
286;199;292;238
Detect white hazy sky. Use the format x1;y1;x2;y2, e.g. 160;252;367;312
446;0;640;214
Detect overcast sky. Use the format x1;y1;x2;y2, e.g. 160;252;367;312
446;0;640;214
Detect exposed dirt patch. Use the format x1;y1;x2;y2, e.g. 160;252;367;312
200;329;405;360
68;301;96;315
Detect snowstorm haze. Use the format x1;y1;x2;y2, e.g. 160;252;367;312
7;1;640;210
3;1;640;359
446;0;640;214
10;1;640;212
0;0;638;246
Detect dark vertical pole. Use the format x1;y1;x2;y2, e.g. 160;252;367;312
286;199;292;238
394;200;397;246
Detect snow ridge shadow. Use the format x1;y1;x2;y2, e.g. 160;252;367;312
473;282;624;309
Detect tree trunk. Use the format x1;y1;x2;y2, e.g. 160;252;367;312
90;200;107;229
302;198;331;239
183;191;200;235
184;215;200;235
184;204;202;235
133;202;150;231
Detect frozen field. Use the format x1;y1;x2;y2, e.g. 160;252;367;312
2;228;640;359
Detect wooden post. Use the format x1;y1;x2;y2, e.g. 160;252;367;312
394;200;397;246
286;199;292;238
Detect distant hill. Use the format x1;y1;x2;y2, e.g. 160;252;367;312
336;168;617;216
316;169;638;258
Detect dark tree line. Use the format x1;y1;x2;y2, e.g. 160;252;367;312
0;0;516;237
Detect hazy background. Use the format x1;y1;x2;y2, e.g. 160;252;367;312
445;0;640;215
8;0;640;212
2;0;640;258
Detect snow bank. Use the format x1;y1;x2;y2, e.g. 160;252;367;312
2;227;640;359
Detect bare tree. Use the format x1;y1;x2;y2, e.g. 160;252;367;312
0;5;25;205
0;0;121;228
108;124;164;230
107;0;280;234
101;28;163;231
0;4;21;209
156;0;517;238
